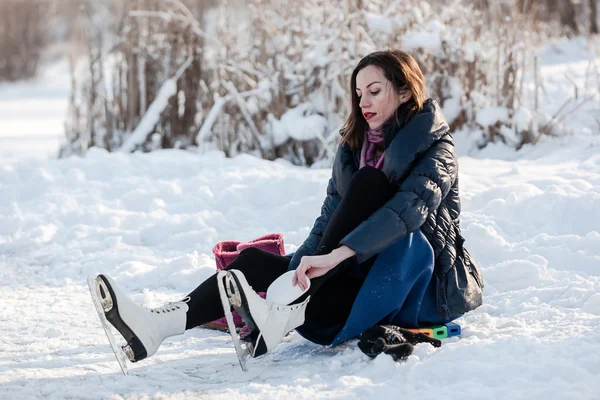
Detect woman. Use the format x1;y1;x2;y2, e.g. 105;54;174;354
91;50;484;364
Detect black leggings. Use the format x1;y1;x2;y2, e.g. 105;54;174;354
185;166;396;338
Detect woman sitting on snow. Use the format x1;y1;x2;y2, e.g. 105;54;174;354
90;49;484;365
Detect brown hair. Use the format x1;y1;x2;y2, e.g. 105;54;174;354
340;50;427;150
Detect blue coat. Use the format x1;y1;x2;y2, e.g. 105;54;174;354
288;99;484;343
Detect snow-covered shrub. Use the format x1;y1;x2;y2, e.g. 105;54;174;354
378;0;577;149
61;0;204;157
61;0;598;162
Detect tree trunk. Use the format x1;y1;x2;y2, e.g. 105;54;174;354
591;0;599;34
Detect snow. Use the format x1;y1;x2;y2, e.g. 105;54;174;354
0;59;69;160
1;38;600;399
513;107;533;132
583;293;600;315
538;36;597;66
2;139;600;398
476;106;509;127
441;77;463;125
268;103;328;146
364;13;393;35
402;21;444;53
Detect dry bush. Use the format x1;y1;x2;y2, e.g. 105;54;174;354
0;0;48;82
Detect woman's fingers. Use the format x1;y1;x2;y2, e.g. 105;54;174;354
293;263;307;290
294;255;330;290
300;265;309;290
301;264;312;290
293;258;306;287
293;267;304;288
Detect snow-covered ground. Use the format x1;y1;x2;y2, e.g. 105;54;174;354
0;59;69;161
1;38;600;399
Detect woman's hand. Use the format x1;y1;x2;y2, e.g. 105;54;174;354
292;245;356;291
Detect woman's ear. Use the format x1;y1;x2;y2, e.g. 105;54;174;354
399;90;412;104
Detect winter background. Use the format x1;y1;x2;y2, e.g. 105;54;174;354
1;0;600;399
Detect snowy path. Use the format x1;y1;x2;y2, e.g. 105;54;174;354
0;60;69;161
1;142;600;399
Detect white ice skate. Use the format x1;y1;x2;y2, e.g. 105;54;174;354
88;274;188;375
217;269;310;371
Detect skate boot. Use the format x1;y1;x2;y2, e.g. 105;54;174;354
90;274;189;363
218;269;310;364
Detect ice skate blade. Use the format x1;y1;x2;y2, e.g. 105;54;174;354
217;271;249;371
225;274;242;307
96;277;114;311
87;275;129;376
122;344;135;362
226;271;268;358
96;274;148;363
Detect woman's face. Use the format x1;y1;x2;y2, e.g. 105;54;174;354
355;65;410;130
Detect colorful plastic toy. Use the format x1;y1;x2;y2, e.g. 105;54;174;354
403;322;461;339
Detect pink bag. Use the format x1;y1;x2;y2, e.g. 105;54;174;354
202;233;286;332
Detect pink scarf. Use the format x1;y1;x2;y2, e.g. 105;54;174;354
359;125;386;169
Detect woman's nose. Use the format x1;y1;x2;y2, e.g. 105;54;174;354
359;96;370;108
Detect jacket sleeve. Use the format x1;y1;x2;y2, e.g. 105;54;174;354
287;177;342;271
339;139;458;263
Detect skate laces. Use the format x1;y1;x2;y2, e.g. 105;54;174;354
148;296;190;314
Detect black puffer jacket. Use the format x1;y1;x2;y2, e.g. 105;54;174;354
288;99;484;318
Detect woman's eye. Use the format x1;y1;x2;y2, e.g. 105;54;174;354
357;91;379;97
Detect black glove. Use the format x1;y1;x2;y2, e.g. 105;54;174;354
358;325;441;361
